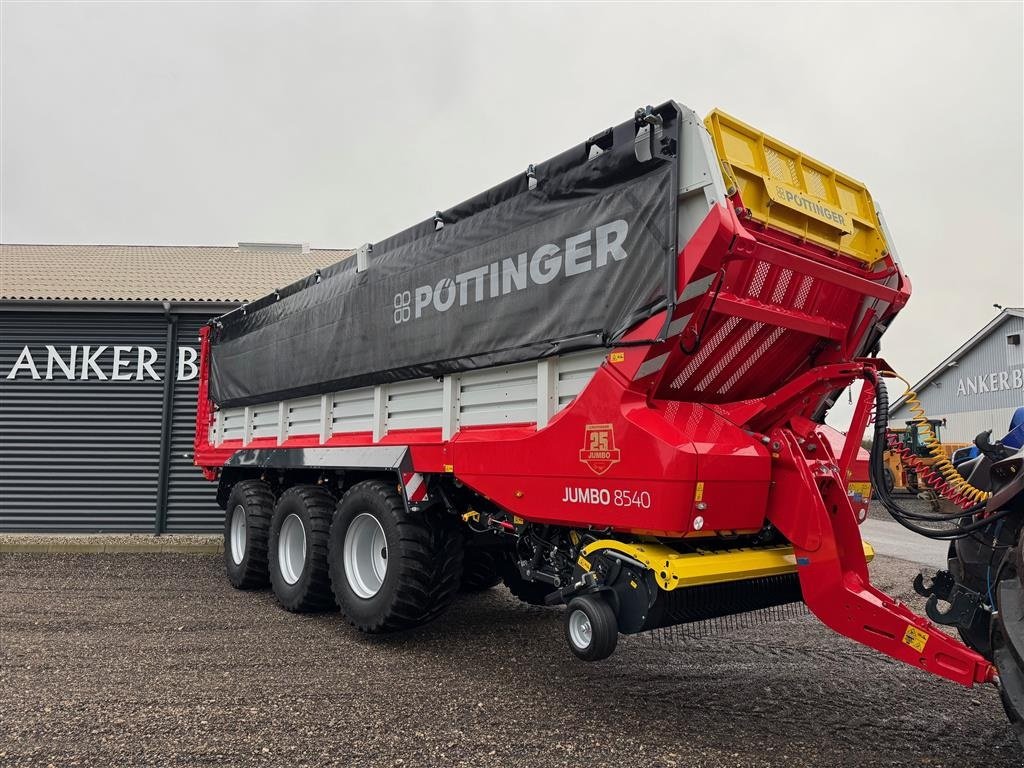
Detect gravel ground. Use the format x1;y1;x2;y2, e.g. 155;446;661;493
0;534;220;554
866;493;947;522
1;549;1021;768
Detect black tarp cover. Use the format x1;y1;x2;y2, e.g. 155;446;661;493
210;105;681;407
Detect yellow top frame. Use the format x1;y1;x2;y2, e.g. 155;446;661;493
704;109;890;266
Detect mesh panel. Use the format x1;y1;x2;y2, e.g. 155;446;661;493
670;317;741;390
664;400;680;423
747;262;770;298
770;269;793;304
695;322;764;391
660;238;863;404
683;406;701;435
804;167;828;199
660;401;732;442
764;146;799;185
718;327;786;394
794;275;814;309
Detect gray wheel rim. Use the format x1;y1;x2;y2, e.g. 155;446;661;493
229;504;246;565
344;513;388;599
278;513;307;585
568;608;592;650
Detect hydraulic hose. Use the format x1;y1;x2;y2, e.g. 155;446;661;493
881;372;991;508
867;370;1009;540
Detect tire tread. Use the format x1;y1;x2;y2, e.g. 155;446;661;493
331;479;463;633
269;484;336;613
224;479;274;590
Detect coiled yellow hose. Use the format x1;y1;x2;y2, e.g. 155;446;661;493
881;372;991;505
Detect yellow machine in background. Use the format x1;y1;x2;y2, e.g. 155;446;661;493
882;418;969;494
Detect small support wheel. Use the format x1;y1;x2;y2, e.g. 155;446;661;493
564;594;618;661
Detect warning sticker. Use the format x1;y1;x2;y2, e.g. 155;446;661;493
902;625;929;653
847;482;872;500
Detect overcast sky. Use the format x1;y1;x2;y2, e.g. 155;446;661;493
2;1;1022;427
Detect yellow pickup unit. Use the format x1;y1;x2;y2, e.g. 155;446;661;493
581;539;876;592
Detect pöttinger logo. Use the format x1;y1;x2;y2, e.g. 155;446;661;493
394;291;412;324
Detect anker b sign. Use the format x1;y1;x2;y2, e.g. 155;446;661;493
4;345;199;381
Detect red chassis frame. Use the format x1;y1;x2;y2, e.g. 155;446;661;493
195;200;995;688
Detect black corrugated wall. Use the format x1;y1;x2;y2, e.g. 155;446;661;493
165;315;220;532
0;307;224;533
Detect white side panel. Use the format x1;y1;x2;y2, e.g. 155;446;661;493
287;395;322;438
372;385;387;441
331;386;375;433
318;394;333;443
250;402;280;439
536;358;557;428
221;407;245;443
556;350;607;410
459;362;538;427
441;375;459;440
387;377;444;430
214;349;608;446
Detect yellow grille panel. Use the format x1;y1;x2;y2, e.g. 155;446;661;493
704;109;889;265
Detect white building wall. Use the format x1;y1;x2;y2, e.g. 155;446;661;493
890;312;1024;443
917;406;1021;446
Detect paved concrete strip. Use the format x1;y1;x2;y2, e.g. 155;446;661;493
860;518;949;568
0;534;222;554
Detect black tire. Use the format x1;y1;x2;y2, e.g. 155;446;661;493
993;630;1024;748
564;594;618;661
268;485;336;613
998;677;1024;748
329;479;463;633
882;466;896;495
1000;536;1024;746
500;555;554;606
460;548;502;592
223;479;274;590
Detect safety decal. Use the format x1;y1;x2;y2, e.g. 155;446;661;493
401;472;428;503
902;625;929;653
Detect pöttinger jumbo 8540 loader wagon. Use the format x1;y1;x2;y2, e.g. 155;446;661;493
194;101;1024;738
